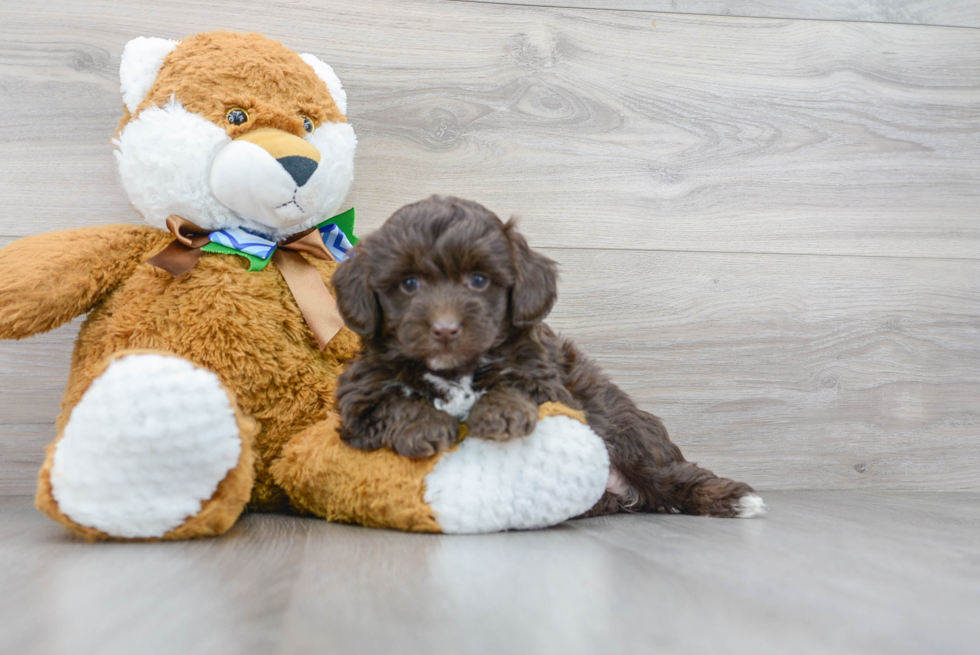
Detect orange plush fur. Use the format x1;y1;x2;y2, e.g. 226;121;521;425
117;31;346;138
2;221;364;538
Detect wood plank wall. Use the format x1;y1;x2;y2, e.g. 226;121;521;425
0;0;977;493
453;0;980;28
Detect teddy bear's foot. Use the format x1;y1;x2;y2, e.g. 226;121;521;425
37;352;256;541
424;403;609;533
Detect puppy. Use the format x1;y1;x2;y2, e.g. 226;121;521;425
332;196;764;518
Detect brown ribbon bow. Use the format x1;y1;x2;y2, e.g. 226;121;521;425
146;215;345;350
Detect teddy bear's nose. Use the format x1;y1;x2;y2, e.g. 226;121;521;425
277;156;318;187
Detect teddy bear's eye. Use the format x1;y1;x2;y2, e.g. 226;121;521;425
226;108;249;125
301;115;315;134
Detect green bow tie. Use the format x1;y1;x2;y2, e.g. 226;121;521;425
202;207;357;271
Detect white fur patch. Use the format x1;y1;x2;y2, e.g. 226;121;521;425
300;53;347;115
423;373;484;421
115;100;234;232
210;140;300;229
424;415;610;533
120;37;179;114
737;493;768;518
50;354;242;539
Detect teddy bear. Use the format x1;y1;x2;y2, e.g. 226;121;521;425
0;31;611;540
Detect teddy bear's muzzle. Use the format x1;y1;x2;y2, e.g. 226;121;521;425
209;127;327;230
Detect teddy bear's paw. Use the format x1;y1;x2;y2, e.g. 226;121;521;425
423;414;610;533
50;354;243;539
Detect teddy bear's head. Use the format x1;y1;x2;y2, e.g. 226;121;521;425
114;31;356;240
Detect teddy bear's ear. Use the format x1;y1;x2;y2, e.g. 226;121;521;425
300;53;348;115
120;37;180;114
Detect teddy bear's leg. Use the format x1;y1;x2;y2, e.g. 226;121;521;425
35;351;257;541
272;402;610;534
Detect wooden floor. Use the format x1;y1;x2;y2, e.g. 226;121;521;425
0;491;977;655
0;3;978;651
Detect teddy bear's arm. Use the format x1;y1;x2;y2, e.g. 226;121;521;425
0;225;162;339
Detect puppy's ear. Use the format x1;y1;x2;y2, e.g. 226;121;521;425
331;250;380;338
506;220;558;326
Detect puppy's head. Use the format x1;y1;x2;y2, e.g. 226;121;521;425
333;196;557;371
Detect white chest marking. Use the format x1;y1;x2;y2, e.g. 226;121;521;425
423;373;485;421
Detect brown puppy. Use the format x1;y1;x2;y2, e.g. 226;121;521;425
332;196;764;518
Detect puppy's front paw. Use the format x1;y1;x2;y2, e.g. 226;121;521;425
392;414;459;459
341;430;385;452
466;394;538;441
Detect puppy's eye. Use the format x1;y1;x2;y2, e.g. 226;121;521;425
226;107;249;125
302;115;315;133
467;273;489;290
400;277;421;294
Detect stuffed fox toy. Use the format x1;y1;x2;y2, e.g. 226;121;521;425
0;31;610;540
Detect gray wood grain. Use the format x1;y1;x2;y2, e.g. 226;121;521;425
0;426;53;493
568;491;980;655
0;498;311;655
2;492;978;655
453;0;980;29
546;248;980;491
0;0;978;258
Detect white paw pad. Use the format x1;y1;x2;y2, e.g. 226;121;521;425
736;493;767;518
424;415;609;534
51;354;241;538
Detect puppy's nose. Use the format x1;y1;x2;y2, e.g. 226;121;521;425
431;320;461;344
277;156;318;187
